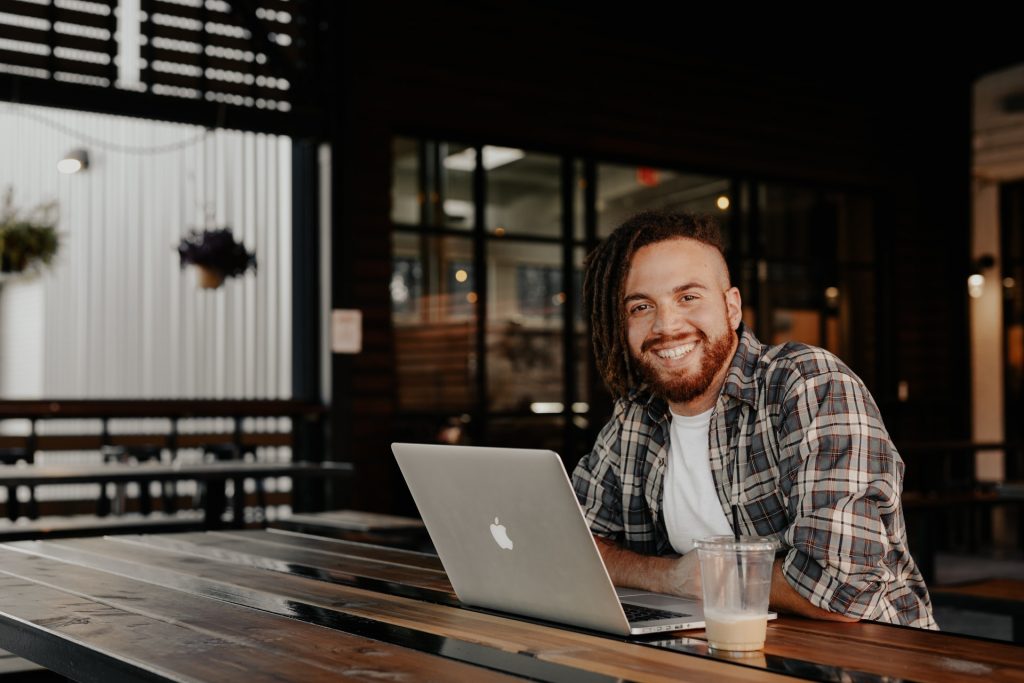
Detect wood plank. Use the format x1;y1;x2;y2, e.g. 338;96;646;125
117;533;1024;683
111;532;453;594
282;510;425;532
0;512;205;541
0;432;292;450
768;618;1024;672
0;399;325;419
931;579;1024;602
0;548;514;683
10;538;791;682
233;529;445;571
0;461;352;485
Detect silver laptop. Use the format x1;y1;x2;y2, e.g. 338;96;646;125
392;442;708;635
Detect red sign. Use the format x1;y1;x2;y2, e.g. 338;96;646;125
636;167;659;187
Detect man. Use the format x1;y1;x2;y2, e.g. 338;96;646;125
572;210;936;628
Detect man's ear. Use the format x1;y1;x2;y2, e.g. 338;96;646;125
725;287;743;330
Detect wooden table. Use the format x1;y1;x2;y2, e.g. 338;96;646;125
0;530;1020;682
931;579;1024;644
0;461;353;526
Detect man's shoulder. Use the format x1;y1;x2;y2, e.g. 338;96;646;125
759;341;861;386
591;393;663;445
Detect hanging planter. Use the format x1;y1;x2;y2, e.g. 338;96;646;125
177;228;256;290
0;188;59;276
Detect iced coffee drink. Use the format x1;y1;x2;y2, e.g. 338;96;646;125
693;536;777;652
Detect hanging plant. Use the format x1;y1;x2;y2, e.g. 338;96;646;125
0;188;59;275
177;227;256;289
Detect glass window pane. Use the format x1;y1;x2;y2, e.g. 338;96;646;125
391;137;420;225
485;416;565;453
486;149;561;238
759;185;827;262
392;232;477;412
575;159;586;241
597;164;732;239
487;241;563;411
436;142;475;230
574;246;588;410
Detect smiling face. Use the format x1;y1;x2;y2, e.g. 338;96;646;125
623;238;742;415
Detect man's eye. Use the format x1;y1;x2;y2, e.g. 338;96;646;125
629;304;651;314
681;294;698;303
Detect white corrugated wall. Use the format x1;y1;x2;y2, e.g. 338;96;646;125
0;101;292;399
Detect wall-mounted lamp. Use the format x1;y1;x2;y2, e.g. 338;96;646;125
968;254;996;299
57;148;89;174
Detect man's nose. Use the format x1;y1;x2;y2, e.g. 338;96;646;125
651;305;688;336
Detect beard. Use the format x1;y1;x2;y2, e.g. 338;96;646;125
634;328;736;404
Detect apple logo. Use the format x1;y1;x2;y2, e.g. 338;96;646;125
490;517;514;550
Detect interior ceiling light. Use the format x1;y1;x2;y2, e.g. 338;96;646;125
57;148;89;174
444;146;525;171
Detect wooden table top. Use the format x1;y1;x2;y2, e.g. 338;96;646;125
0;529;1020;682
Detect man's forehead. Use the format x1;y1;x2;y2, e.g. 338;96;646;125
625;237;729;289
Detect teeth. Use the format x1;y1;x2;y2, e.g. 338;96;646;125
656;342;697;359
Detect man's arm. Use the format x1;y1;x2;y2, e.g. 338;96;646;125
594;536;701;598
769;558;859;622
596;535;858;621
775;366;919;622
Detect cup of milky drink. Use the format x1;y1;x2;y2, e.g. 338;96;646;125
693;535;778;652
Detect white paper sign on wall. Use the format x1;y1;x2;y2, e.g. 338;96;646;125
331;309;362;354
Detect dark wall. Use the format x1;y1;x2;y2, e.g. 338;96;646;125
326;4;993;510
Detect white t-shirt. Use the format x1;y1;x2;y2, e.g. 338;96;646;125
663;407;734;554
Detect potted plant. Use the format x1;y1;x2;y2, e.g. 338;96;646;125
177;227;256;289
0;188;59;275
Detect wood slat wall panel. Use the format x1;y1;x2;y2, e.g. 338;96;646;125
0;0;113;29
0;0;316;125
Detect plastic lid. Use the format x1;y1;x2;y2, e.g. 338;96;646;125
692;535;779;552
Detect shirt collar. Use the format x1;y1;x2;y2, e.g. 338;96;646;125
720;322;764;409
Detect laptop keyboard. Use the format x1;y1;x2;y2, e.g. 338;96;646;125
622;604;692;623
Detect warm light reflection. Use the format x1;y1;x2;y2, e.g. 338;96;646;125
494;227;506;237
466;292;478;303
455;269;468;283
968;273;985;299
716;195;730;210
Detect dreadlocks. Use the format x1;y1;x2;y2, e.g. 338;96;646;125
583;210;728;398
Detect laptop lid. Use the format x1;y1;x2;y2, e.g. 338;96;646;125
391;442;704;635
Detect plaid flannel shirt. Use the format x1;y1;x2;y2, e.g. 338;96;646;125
572;325;936;628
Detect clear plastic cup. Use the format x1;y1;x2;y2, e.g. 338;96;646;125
693;535;778;651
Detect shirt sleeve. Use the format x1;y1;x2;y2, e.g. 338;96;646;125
775;369;905;620
571;402;627;542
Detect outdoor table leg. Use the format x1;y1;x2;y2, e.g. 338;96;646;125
232;477;245;528
97;482;110;517
204;480;227;529
162;481;176;513
26;487;38;520
139;479;152;516
6;487;18;521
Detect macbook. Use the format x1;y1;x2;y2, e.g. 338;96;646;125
392;442;713;636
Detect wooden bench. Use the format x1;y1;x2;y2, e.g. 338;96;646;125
0;461;352;538
903;488;1024;584
0;400;331;538
930;578;1024;643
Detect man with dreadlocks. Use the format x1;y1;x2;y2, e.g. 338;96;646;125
572;210;935;628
